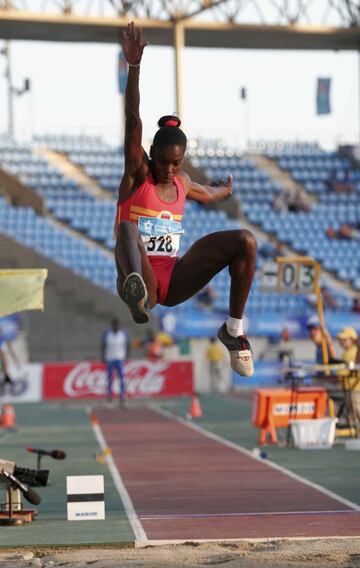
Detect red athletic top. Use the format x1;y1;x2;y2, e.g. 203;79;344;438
114;172;186;258
114;173;187;305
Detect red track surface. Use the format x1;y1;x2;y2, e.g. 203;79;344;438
95;406;360;540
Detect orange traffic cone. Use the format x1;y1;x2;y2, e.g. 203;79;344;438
1;404;16;430
187;394;203;419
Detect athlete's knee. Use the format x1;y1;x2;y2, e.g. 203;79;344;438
237;229;257;256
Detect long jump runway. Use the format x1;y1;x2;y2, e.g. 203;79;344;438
93;406;360;543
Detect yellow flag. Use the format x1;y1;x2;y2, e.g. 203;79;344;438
0;269;48;317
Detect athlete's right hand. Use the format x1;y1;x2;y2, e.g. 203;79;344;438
122;21;148;65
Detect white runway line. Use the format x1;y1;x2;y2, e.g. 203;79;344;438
87;408;147;542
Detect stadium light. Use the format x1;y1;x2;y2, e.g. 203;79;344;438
0;41;31;137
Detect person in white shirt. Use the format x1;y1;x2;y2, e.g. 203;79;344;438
101;318;130;403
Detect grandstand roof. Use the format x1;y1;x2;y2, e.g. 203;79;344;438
0;11;359;50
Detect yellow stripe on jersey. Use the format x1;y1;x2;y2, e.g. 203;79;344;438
130;205;182;221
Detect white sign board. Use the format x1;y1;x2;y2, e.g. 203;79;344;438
67;475;105;521
261;261;316;293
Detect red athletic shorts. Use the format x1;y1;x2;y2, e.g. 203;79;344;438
149;256;177;306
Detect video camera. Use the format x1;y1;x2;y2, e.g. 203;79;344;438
0;459;49;509
0;459;49;487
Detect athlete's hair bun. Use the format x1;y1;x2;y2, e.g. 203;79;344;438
158;115;181;128
153;115;187;149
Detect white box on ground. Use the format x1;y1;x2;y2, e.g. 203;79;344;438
66;475;105;521
290;418;338;449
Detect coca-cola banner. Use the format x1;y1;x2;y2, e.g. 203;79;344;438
42;360;193;400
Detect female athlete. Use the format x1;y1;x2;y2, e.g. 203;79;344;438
114;22;257;376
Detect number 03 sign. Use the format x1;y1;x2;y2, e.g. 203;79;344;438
261;256;329;363
261;257;318;294
279;262;315;292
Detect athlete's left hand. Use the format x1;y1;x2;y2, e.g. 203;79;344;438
123;21;148;65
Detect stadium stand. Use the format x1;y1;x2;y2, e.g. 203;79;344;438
252;142;360;293
0;134;355;330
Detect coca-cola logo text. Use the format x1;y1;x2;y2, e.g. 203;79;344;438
64;360;170;398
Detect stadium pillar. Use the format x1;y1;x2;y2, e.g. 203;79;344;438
174;22;185;123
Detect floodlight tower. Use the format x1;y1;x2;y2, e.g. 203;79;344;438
1;41;30;137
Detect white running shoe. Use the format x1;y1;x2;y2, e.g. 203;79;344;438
217;323;254;377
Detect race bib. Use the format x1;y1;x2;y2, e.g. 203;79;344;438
138;215;184;257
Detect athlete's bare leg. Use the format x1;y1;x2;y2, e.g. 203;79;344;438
115;220;158;309
165;229;256;318
165;229;256;377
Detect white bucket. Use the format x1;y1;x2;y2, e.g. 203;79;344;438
290;418;338;449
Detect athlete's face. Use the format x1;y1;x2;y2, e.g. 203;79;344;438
151;145;185;184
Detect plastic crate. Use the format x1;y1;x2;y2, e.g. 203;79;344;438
290;418;338;450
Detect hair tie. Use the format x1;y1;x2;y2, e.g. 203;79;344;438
164;119;179;127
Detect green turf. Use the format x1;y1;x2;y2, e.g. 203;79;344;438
1;395;359;548
157;394;360;507
0;402;134;547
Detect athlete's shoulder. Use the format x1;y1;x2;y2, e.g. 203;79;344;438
118;151;151;203
177;171;191;193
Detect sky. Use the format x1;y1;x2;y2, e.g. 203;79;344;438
0;38;358;151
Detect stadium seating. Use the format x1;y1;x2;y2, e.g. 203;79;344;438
34;134;122;195
0;194;117;294
0;134;355;317
253;142;360;292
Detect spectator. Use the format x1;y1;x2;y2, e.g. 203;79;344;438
101;318;130;405
325;224;358;241
277;327;294;368
327;168;353;193
338;223;358;240
306;315;336;364
320;286;339;310
352;298;360;314
287;188;310;213
325;226;337;239
337;327;358;364
336;327;360;422
258;327;294;365
306;286;338;312
205;337;225;394
336;169;353;193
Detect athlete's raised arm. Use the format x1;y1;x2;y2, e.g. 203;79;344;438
119;21;149;202
180;172;233;203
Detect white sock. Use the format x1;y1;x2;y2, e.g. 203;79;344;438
226;316;244;338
